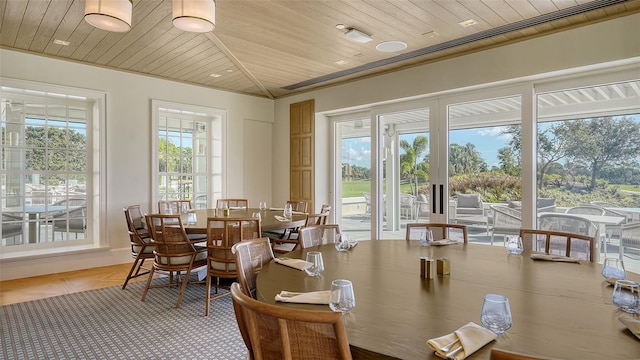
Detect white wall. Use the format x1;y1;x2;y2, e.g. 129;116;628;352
0;49;274;280
272;13;640;209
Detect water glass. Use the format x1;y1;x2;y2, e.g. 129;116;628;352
335;234;351;252
612;280;640;313
602;257;626;281
259;201;267;211
251;212;262;221
186;210;197;225
329;279;356;313
506;236;524;255
419;230;433;246
304;251;324;277
480;294;512;334
283;203;293;219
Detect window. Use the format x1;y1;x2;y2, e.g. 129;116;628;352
152;100;224;209
1;79;104;252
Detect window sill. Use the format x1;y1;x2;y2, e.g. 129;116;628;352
0;245;112;263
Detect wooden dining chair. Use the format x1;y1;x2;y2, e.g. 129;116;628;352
231;237;274;299
122;205;154;290
490;348;548;360
230;282;353;360
286;200;308;213
142;214;207;308
300;224;341;249
217;198;249;208
205;216;261;316
405;223;468;243
519;228;596;262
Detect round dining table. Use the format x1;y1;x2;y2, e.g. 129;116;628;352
184;207;307;234
256;240;640;360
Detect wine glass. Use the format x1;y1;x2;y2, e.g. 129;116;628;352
329;279;356;313
251;212;262;221
506;236;524;255
259;201;267;211
304;251;324;277
283;203;293;219
612;280;640;313
602;257;626;282
335;234;350;252
480;294;512;334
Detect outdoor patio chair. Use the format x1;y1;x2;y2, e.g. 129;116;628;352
363;192;371;215
52;206;87;239
231;237;274;299
490;205;521;245
565;205;606;216
122;205;154;290
519;228;596;262
142;214;207;308
230;282;353;360
414;194;430;221
405;223;468;243
2;212;24;245
205;216;261;316
456;194;483;216
619;221;640;260
300;224;341;249
400;194;416;219
536;198;556;213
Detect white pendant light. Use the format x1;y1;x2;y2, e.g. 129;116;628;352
84;0;133;33
172;0;216;33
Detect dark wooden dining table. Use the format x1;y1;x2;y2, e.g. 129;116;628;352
255;240;640;360
184;207;307;234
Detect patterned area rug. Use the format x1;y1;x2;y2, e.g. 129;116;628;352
0;280;247;360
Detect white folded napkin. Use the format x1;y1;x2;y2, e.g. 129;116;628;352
269;207;284;211
619;316;640;340
274;215;290;222
432;239;459;246
275;290;331;304
427;322;497;360
273;257;310;271
530;253;581;263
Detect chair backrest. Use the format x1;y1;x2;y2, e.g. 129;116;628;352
217;198;249;208
565;205;605;216
405;223;468;243
230;282;353;360
491;205;522;230
538;213;597;238
206;217;261;278
145;214;196;266
320;204;332;215
231;238;274;299
304;211;329;226
400;194;415;206
621;221;640;251
519;228;595;261
124;205;151;252
300;224;341;248
457;193;482;208
490;348;546;360
286;200;307;213
158;200;192;214
536;198;556;213
52;206;87;232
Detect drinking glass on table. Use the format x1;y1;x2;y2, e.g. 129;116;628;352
480;294;512;334
329;279;356;313
602;257;626;282
283;203;293;219
335;234;350;252
612;280;640;314
419;230;433;246
304;251;324;277
252;212;262;221
506;236;524;255
259;201;267;211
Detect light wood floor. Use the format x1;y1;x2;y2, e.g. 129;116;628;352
0;262;144;306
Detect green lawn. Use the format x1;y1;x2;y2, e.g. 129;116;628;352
342;179;415;198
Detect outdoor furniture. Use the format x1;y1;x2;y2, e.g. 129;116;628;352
519;228;596;262
414;194;430;221
565;205;606;216
536;198;556;213
363;192;371;215
230;282;353;360
620;222;640;260
1;213;24;245
456;193;484;215
490;205;522;245
51;206;87;239
400;194;416;219
300;224;341;248
405;223;468;243
205;216;261;316
217;198;249;208
122;205;154;290
142;214;207;308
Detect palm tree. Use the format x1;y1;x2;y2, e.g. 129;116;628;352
400;136;428;195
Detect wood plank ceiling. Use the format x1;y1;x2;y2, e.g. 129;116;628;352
1;0;639;99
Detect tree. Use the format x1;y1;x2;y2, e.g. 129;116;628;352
562;116;640;189
400;136;428;195
497;146;519;176
449;143;487;175
25;125;86;185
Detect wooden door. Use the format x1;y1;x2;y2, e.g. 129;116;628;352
290;100;314;212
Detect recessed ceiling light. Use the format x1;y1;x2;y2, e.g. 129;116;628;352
458;19;478;27
376;41;407;53
53;39;70;46
422;31;439;39
210;73;222;78
336;24;346;30
225;69;233;73
334;60;348;65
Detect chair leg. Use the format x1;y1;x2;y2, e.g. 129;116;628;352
122;257;140;290
205;273;211;316
141;267;156;302
175;267;192;308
